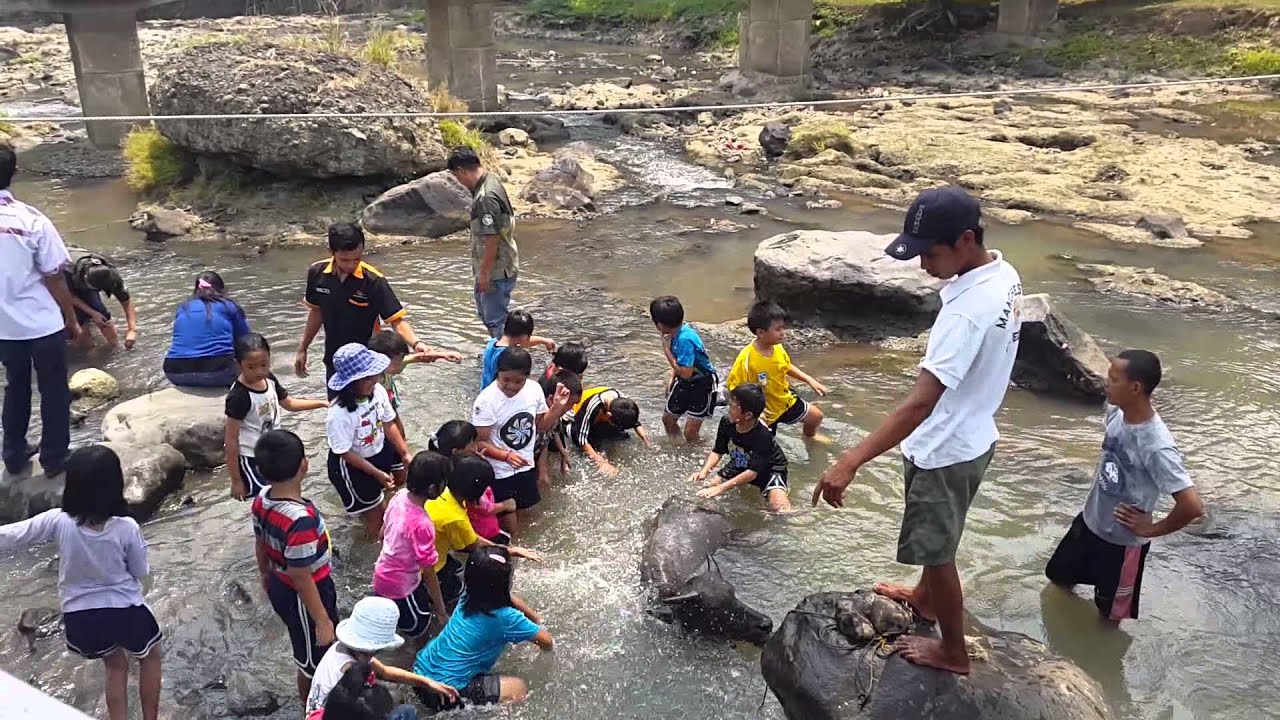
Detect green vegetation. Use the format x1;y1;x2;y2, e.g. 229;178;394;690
524;0;741;45
1033;32;1280;74
430;85;470;114
168;165;257;207
784;121;859;160
362;28;424;67
16;52;41;65
1228;47;1280;74
122;126;193;193
0;111;12;135
439;120;487;150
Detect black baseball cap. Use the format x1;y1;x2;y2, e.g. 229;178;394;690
884;186;982;260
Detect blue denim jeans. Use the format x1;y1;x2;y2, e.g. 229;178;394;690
0;329;70;473
387;704;418;720
474;275;517;338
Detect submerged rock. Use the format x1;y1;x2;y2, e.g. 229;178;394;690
128;205;206;242
753;230;944;338
762;591;1110;720
17;607;62;651
360;170;471;238
1012;294;1110;403
1077;264;1239;310
150;40;445;179
102;387;227;469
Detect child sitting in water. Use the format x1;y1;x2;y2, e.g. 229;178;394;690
536;370;582;489
426;455;542;610
481;309;557;389
650;295;718;444
431;420;514;545
690;384;792;511
373;452;452;640
319;660;418;720
412;546;554;712
367;330;464;438
543;340;588;381
0;445;163;720
565;386;654;478
305;596;458;717
326;343;414;538
225;333;328;501
726;301;828;438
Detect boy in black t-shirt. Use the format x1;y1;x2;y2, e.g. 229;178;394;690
689;383;791;511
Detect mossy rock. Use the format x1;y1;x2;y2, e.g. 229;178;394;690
784;121;861;160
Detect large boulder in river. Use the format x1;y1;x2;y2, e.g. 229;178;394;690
102;387;227;469
150;40;445;179
519;145;600;211
754;230;945;338
762;591;1110;720
0;443;186;522
1012;294;1110;403
360;170;471;238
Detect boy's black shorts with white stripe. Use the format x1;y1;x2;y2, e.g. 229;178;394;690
666;370;718;420
266;573;339;678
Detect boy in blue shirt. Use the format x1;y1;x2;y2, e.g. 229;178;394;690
480;309;557;389
650;296;718;443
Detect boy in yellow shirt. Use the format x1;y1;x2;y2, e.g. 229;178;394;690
726;301;828;438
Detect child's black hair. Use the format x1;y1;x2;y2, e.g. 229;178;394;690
461;545;516;617
1117;349;1163;395
538;369;582;400
497;346;532;376
234;332;271;362
449;455;495;504
503;309;534;338
747;301;788;334
729;383;767;420
552;341;588;376
610;396;641;430
429;420;478;457
189;270;245;323
366;329;409;359
649;295;685;328
61;445;128;526
406;451;452;500
323;660;395;720
254;429;307;484
335;377;375;413
85;265;125;297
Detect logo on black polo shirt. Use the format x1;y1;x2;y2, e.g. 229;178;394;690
500;412;535;450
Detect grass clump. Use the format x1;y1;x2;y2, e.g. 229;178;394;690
439;120;487;150
430;85;470;114
362;28;424;67
784;121;860;160
1228;47;1280;75
1044;32;1224;72
122;126;193;193
0;110;12;135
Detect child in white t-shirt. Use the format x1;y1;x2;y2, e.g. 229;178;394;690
471;347;571;538
326;343;413;539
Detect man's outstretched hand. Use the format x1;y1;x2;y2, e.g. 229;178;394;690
813;457;859;508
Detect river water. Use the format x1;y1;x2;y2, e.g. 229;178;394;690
3;36;1280;720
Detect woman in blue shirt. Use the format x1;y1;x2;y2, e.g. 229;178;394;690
163;271;251;388
413;545;553;711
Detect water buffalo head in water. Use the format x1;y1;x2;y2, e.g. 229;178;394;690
660;559;774;645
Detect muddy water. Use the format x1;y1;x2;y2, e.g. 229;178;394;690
4;44;1280;720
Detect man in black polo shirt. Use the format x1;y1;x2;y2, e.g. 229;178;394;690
447;147;518;338
294;222;459;383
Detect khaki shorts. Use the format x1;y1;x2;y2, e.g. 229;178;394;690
897;444;995;566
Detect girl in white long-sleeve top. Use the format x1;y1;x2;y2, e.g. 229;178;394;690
0;444;163;720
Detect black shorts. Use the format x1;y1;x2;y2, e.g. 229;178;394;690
63;604;162;660
72;289;111;326
666;371;718;420
437;554;465;610
767;397;810;432
1046;513;1151;621
266;573;339;677
327;444;402;515
492;468;540;510
237;454;267;500
163;355;238;388
416;672;502;711
390;581;435;639
720;467;789;496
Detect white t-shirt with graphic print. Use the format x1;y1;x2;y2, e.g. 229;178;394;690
472;381;548;480
326;383;396;458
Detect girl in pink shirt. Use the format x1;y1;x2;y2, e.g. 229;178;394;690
373;451;451;639
430;420;514;545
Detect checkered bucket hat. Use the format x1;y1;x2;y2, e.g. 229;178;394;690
328;342;391;392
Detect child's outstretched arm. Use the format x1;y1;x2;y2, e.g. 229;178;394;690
635;424;654;449
281;397;327;412
408;348;464;364
511;592;543;624
581;441;619;477
552;432;571;473
422;566;449;624
523;335;557;353
225;418;247;500
787;365;828;395
0;509;59;552
120;299;138;349
689;452;724;484
370;659;460;702
698;469;758;499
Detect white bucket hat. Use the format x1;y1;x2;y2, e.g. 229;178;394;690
335;597;404;653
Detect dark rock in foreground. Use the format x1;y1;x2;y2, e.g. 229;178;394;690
762;591;1111;720
1012;294;1110;403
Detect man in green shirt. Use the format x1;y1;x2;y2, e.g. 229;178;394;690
447;147;518;338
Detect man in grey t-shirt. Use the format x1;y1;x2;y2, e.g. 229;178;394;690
447;147;518;338
1046;349;1204;622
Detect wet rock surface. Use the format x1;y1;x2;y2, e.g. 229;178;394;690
129;205;208;242
0;442;186;522
1012;294;1111;403
1077;264;1240;310
101;387;227;469
360;170;471;238
69;368;121;410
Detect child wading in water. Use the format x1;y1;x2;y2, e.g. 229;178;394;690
327;343;413;538
1046;350;1204;622
0;445;163;720
431;420;514;545
727;301;828;439
413;546;553;711
225;333;328;500
373;451;452;640
650;295;718;443
690;384;792;511
367;329;463;440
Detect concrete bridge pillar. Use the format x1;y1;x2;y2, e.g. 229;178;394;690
64;8;150;148
738;0;814;83
997;0;1058;35
424;0;499;112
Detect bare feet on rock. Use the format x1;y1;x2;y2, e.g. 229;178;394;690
896;636;971;675
873;582;936;623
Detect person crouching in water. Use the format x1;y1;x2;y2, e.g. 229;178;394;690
690;383;792;511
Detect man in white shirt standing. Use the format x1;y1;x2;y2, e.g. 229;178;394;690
813;186;1023;675
0;143;81;478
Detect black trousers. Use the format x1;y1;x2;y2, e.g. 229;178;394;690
0;329;70;472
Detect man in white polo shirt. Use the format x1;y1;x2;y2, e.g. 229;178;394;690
0;143;81;478
813;186;1022;675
